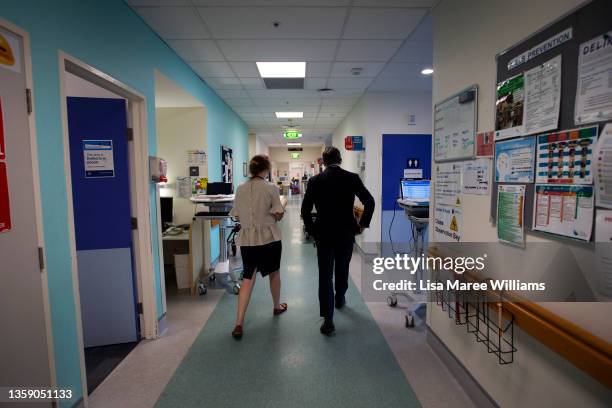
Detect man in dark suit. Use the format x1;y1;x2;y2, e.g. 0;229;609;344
301;147;375;335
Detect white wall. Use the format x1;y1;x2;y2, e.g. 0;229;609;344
430;1;611;406
156;107;207;225
332;91;433;243
248;132;269;159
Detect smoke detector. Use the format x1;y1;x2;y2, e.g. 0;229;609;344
350;67;363;76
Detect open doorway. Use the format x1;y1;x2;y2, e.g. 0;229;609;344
154;71;213;331
59;54;156;398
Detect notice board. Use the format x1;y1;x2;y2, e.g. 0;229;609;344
490;0;612;237
434;86;477;162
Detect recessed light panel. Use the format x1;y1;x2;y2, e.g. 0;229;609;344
276;112;303;118
256;62;306;78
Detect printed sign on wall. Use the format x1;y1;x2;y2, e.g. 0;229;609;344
0;162;11;233
83;140;115;178
0;30;22;74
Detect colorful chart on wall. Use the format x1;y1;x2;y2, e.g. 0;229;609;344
594;123;612;208
495;74;524;140
535;126;598;184
433;86;477;162
532;184;594;241
497;184;525;247
495;136;536;183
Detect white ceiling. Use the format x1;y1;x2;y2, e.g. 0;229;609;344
128;0;435;146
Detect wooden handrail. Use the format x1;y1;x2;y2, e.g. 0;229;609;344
428;246;612;389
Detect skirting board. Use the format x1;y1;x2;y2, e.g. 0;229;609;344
427;327;498;408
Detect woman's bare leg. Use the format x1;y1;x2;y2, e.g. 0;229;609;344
235;274;256;327
268;270;281;309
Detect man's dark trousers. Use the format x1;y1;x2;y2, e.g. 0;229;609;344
317;238;354;320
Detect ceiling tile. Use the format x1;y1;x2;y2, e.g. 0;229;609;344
197;7;347;39
134;7;210;39
344;8;426;40
330;62;385;77
391;40;433;63
239;77;266;89
318;105;352;114
193;0;350;5
167;40;224;61
368;75;432;92
336;40;402;61
217;40;338;61
234;106;262;113
128;0;191;5
216;90;250;98
317;112;343;119
307;62;332;77
322;89;364;98
321;97;358;106
378;62;423;77
254;98;321;107
305;78;328;90
225;97;255;107
351;0;437;8
247;89;321;99
203;77;243;89
327;77;374;90
190;62;235;77
407;13;432;42
229;62;260;77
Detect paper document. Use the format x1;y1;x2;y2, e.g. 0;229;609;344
177;176;191;198
595;209;612;297
575;31;612;124
497;184;525;247
533;184;594;241
495;137;536;183
462;158;490;196
495;74;525;140
524;55;561;135
594;124;612;208
435;162;462;205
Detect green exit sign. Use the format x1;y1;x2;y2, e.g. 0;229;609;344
290;152;300;159
284;130;302;139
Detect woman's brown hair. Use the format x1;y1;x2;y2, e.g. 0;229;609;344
249;155;271;176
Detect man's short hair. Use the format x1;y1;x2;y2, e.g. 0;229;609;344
322;146;342;166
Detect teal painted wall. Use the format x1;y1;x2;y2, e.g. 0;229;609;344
0;1;248;406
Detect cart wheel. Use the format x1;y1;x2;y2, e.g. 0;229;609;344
406;314;414;328
197;282;207;296
232;285;240;295
232;244;237;257
387;296;398;307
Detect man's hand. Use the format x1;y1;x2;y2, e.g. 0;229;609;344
273;212;284;221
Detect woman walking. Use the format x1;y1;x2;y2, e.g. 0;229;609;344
230;155;287;339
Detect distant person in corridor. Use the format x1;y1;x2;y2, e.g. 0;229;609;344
301;146;375;336
230;155;287;339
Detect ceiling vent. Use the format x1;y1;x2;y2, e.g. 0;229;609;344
263;78;304;89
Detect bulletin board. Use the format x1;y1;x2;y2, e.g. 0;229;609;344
489;0;612;236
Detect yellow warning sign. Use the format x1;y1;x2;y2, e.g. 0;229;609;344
450;215;458;232
0;34;15;67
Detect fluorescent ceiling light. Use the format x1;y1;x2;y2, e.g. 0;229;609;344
287;142;302;146
276;111;303;118
257;62;306;78
421;68;434;75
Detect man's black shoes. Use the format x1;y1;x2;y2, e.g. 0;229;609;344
335;296;346;309
320;319;335;336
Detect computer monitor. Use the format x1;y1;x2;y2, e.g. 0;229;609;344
207;182;233;195
160;197;173;228
400;179;430;201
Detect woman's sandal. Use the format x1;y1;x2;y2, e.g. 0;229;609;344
273;303;288;316
232;325;243;339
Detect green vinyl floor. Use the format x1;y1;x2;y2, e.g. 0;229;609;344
155;198;421;408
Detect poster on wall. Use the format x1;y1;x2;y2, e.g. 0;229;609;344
497;184;525;247
594;123;612;208
83;140;115;178
462;158;490;195
476;131;494;157
535;126;598;184
594;209;612;297
435;162;462;205
221;146;233;184
532;184;594;241
433;204;462;242
495;74;525;140
0;30;22;74
191;177;207;195
187;149;206;166
0;162;11;233
575;31;612;125
524;55;562;135
433;86;477;162
495;136;536;183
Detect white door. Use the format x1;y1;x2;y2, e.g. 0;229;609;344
0;24;53;394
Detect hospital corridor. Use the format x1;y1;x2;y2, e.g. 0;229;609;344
0;1;611;408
